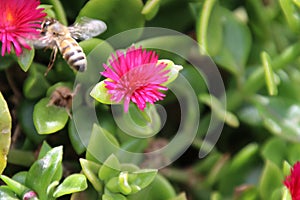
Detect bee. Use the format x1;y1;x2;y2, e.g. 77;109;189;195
34;17;107;75
48;84;81;117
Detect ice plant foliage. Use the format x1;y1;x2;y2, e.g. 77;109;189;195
101;46;170;112
0;0;46;56
284;162;300;200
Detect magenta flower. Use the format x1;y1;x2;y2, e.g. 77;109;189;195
0;0;46;56
284;162;300;200
101;46;170;112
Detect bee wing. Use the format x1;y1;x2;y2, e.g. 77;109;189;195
28;35;55;49
69;17;107;40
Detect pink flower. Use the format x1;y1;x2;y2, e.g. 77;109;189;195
101;46;169;112
0;0;46;56
284;162;300;200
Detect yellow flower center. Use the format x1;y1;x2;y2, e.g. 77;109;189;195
6;10;14;23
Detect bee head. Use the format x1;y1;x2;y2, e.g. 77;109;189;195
40;18;57;35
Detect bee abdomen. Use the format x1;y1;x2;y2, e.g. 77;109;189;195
60;40;87;72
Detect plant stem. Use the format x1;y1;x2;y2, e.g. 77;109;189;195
48;0;68;25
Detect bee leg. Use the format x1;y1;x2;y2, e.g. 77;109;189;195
44;47;58;76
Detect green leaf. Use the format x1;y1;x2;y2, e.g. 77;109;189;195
103;192;127;200
261;137;286;167
12;171;27;185
261;51;278;96
38;4;56;18
128;169;157;193
53;174;87;198
0;92;12;175
68;119;86;155
259;160;283;200
200;4;251;75
23;73;50;100
90;81;113;104
253;96;300;141
218;144;259;194
98;154;121;182
86;124;120;163
280;0;300;33
18;100;46;144
17;47;34;72
142;0;161;20
169;193;188;200
80;159;103;193
0;186;19;200
196;0;221;56
0;175;29;197
26;146;63;200
33;98;69;134
128;174;176;200
38;141;52;159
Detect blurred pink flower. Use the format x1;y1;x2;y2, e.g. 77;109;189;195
0;0;46;56
284;162;300;200
101;46;169;112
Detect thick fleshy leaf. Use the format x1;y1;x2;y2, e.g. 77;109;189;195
254;96;300;141
17;47;34;72
102;192;127;200
142;0;160;20
86;124;120;163
68;119;86;155
128;174;176;200
115;104;162;138
90;81;112;104
197;0;222;56
198;2;251;75
261;137;286;167
33;98;69;134
0;175;29;197
18;100;46;144
53;174;87;198
170;193;188;200
12;171;27;186
23;73;50;100
261;51;278;96
98;154;121;182
0;186;19;200
218;144;259;193
259;160;283;199
128;169;157;193
279;0;300;32
0;92;11;175
80;159;103;193
26;146;63;200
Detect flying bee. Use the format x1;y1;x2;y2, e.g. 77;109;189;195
34;17;107;75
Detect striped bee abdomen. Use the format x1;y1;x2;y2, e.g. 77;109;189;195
59;38;87;72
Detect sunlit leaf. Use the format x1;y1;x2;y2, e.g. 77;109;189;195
26;146;63;200
53;174;87;198
33;98;69;134
0;92;11;175
17;48;34;72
